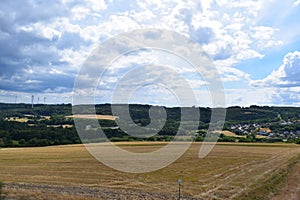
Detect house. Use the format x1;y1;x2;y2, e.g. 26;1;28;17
257;131;268;136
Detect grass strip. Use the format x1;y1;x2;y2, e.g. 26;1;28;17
234;153;300;200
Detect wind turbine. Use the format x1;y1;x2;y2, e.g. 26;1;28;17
31;95;34;108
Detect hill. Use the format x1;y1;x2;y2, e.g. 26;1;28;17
0;103;300;147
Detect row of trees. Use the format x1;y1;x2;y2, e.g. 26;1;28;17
0;120;80;147
4;103;300;125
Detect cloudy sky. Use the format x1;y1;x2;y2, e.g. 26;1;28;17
1;0;300;106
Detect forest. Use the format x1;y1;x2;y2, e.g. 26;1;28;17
0;103;300;147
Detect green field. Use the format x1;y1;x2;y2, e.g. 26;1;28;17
0;142;299;199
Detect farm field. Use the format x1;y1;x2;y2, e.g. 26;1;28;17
0;142;299;200
65;114;118;120
214;130;246;138
214;130;267;139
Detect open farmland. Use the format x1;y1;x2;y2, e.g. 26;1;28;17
65;114;118;120
214;130;246;138
0;142;299;200
217;130;267;139
5;117;29;123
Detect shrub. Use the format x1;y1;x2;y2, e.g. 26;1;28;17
0;181;6;200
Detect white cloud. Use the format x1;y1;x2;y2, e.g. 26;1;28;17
129;10;156;23
251;26;283;49
270;87;300;106
217;67;251;82
18;23;62;41
59;47;90;70
251;51;300;87
71;6;90;20
25;79;42;84
224;88;273;106
52;18;82;34
85;0;107;12
293;0;300;7
49;68;65;75
187;0;279;69
1;0;299;106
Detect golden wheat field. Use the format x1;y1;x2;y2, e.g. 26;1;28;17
65;115;118;120
0;142;299;200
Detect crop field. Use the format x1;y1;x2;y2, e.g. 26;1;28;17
65;114;118;120
214;130;267;139
0;142;299;200
214;130;246;138
5;117;29;123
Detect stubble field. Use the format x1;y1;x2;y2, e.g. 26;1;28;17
0;142;299;200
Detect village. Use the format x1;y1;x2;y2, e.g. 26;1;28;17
228;120;300;141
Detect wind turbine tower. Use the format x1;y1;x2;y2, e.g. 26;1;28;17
44;97;46;105
31;95;34;108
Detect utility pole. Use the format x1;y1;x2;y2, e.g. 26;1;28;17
178;179;182;200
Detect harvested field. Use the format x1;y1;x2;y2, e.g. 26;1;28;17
272;157;300;200
215;130;267;139
214;130;246;138
259;128;272;133
46;124;73;128
5;117;29;123
256;135;268;139
0;142;299;199
65;114;118;120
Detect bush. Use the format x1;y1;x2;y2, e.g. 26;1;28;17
0;181;6;200
219;136;236;142
195;136;204;142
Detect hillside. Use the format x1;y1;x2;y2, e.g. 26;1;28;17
0;103;300;147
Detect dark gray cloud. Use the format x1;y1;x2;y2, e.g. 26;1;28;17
212;46;232;60
0;0;89;93
190;27;215;44
0;68;74;93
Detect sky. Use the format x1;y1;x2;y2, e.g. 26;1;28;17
0;0;300;107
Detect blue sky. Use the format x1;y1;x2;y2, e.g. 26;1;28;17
0;0;300;106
